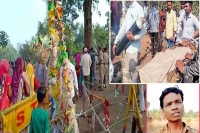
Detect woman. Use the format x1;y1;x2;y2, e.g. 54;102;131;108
26;63;40;96
0;59;12;110
12;57;30;104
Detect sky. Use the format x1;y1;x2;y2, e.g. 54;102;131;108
147;84;199;112
0;0;109;49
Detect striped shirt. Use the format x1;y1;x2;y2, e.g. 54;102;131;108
149;7;160;33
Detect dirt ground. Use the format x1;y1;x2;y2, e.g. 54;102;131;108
75;73;147;133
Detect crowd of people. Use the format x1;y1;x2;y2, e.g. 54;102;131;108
111;1;199;83
0;44;109;132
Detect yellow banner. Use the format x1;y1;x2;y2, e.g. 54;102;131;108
0;95;38;133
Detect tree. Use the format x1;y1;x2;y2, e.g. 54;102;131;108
36;21;48;37
0;31;10;48
93;24;109;49
73;22;84;45
18;41;38;64
62;0;107;49
0;44;19;62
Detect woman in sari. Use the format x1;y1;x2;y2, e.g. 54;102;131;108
12;57;30;104
26;63;40;96
0;59;12;110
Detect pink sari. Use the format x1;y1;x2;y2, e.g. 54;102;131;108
0;59;12;110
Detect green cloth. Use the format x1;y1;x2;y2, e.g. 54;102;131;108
29;108;50;133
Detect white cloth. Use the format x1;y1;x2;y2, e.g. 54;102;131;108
80;53;92;76
60;61;78;98
114;0;147;54
139;85;145;111
138;47;192;83
109;58;114;82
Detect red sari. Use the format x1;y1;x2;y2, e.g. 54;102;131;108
0;59;12;110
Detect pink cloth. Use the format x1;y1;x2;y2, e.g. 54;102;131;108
12;57;24;104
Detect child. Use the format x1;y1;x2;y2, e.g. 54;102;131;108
30;86;50;133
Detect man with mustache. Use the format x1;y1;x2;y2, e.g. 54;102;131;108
152;87;198;133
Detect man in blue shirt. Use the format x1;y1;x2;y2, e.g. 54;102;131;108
149;1;160;57
90;47;95;89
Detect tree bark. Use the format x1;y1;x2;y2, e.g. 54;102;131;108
83;0;92;49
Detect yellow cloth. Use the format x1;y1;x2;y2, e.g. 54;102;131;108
26;63;35;95
166;10;177;39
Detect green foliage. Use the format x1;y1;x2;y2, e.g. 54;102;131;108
0;44;19;62
93;23;109;49
0;31;10;48
62;0;100;25
36;21;49;37
18;41;38;64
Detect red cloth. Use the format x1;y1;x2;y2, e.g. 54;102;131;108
0;59;12;110
160;20;166;32
34;77;40;91
104;99;110;128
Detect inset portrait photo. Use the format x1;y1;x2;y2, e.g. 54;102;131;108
147;84;199;133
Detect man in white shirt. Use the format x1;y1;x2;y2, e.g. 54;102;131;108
177;1;185;37
112;0;147;83
80;47;92;90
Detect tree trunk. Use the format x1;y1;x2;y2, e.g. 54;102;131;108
83;0;92;49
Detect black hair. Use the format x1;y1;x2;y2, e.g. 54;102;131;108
104;47;107;51
167;1;172;4
184;1;193;7
91;47;94;52
37;86;46;103
159;86;184;108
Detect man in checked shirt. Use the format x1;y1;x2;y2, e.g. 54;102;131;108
152;87;198;133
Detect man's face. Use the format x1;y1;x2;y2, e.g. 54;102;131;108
162;93;184;122
181;3;184;9
167;2;172;11
184;3;191;14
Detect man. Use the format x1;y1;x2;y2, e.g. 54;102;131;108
165;1;177;48
179;2;185;17
179;1;199;39
98;46;104;90
112;0;147;83
176;45;199;83
102;47;109;88
175;1;199;83
90;47;95;89
111;1;120;35
153;87;198;133
80;47;92;90
149;1;160;57
177;2;185;37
